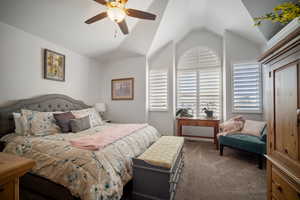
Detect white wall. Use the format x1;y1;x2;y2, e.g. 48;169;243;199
148;42;175;135
223;30;263;121
101;56;148;123
0;22;103;105
176;28;223;65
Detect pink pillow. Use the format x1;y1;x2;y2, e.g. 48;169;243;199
220;116;245;133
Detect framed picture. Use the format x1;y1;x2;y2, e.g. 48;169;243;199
111;78;134;100
44;49;65;81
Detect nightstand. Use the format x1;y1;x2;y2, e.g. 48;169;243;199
0;153;35;200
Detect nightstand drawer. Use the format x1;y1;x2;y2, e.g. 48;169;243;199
271;167;300;200
0;180;16;200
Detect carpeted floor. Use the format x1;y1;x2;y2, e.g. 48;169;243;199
174;140;267;200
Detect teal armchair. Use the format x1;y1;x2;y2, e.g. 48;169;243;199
219;126;267;169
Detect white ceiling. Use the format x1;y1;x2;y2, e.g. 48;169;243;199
0;0;154;57
0;0;268;59
149;0;267;56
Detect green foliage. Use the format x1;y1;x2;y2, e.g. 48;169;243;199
254;1;300;26
176;108;193;117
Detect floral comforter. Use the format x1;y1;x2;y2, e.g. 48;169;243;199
2;124;161;200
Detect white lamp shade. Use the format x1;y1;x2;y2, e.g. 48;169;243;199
95;103;106;112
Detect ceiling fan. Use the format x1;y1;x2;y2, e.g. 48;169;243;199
85;0;157;35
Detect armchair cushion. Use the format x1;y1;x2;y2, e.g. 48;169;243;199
219;133;266;155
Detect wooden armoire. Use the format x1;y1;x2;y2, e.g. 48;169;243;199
259;27;300;200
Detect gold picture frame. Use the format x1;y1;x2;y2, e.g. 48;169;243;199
111;78;134;100
44;49;65;82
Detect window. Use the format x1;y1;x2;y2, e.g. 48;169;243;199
149;69;168;111
232;63;262;113
177;68;221;117
177;47;222;118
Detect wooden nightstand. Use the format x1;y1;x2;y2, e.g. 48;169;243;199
0;153;35;200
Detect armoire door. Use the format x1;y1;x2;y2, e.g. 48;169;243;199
272;60;300;172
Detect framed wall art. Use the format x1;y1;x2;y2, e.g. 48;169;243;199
44;49;65;81
111;78;134;100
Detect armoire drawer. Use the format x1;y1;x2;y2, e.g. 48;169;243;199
271;167;300;200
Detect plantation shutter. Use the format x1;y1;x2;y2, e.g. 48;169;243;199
177;70;197;116
198;68;221;117
232;63;262;113
177;47;221;118
149;70;168;111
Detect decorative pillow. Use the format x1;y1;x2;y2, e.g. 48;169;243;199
13;112;23;135
54;112;75;133
71;108;103;127
21;109;61;136
219;116;245;133
242;120;267;137
70;116;91;133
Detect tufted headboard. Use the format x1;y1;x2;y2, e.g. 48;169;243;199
0;94;91;138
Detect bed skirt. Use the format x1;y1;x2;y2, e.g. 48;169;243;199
20;173;132;200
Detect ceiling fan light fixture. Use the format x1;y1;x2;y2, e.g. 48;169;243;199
107;7;126;23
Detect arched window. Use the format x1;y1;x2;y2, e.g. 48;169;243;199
177;47;222;118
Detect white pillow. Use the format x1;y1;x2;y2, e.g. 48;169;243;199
13;112;23;135
21;109;61;136
242;120;266;137
71;108;103;127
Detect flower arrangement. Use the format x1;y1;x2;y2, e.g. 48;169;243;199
254;1;300;26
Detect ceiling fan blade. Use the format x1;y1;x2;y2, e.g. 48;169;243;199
94;0;107;5
118;20;129;35
85;12;107;24
126;9;156;20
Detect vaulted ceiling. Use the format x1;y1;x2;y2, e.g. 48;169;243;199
0;0;284;61
0;0;155;57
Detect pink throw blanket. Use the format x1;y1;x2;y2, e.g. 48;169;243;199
70;124;148;151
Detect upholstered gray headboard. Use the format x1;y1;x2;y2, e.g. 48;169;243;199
0;94;91;138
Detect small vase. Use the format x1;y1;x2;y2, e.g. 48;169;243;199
205;111;213;118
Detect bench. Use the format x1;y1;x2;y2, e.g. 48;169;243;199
219;126;267;169
132;136;184;200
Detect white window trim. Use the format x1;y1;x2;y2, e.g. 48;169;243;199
231;63;263;114
149;69;169;112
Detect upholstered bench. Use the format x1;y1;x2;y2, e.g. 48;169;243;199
219;126;267;169
132;136;184;200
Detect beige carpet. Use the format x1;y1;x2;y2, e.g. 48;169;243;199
174;140;266;200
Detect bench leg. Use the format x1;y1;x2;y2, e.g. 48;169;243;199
258;155;263;169
220;144;224;156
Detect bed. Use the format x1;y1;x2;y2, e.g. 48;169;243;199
0;94;161;200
